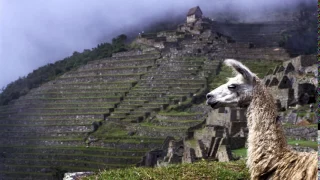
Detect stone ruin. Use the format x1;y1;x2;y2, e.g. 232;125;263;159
137;106;247;166
263;55;317;111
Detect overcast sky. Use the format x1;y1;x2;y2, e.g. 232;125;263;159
0;0;316;89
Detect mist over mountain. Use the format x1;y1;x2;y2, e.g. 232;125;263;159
0;0;316;90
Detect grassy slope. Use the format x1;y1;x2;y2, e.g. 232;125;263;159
83;160;249;180
232;139;317;158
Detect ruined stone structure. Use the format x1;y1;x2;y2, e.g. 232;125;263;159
263;55;317;110
0;6;316;179
186;6;203;24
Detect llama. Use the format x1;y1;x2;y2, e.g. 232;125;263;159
206;59;317;180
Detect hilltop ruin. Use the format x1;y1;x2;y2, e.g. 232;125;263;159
0;6;316;179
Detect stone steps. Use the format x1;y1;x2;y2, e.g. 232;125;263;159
44;87;131;93
117;104;143;109
153;119;203;127
3;153;141;165
80;59;156;70
1;114;104;121
88;54;160;64
42;81;137;90
0;131;89;138
0;146;148;156
13;107;112;114
33;102;117;109
0;137;85;146
137;124;189;138
141;73;200;80
0;124;92;133
0;118;97;126
2;159;125;172
0;171;54;180
55;74;143;84
30;91;128;98
156;113;204;121
91;139;164;150
121;95;158;101
17;96;123;104
63;66;151;77
138;83;205;88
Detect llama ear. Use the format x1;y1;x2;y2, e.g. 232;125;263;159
224;59;254;82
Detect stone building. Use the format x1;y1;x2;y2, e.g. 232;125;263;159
263;55;317;110
187;6;203;23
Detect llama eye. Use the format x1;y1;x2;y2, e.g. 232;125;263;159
228;84;237;90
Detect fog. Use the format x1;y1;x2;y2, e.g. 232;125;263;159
0;0;316;89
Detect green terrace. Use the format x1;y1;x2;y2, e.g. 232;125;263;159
138;83;205;88
2;158;132;170
82;59;156;68
153;119;203;126
32;91;129;95
0;124;92;127
139;122;191;130
30;102;118;107
0;145;150;153
44;86;132;92
3;162;130;170
28;107;114;110
47;80;138;86
101;138;164;144
87;55;160;64
21;96;122;100
59;73;145;79
0;131;89;138
0;112;107;116
5;152;143;160
75;65;152;72
0;171;53;180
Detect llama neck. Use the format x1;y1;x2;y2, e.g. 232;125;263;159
246;79;287;161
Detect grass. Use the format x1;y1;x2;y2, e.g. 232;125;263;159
92;122;129;138
83;159;249;180
77;65;152;72
158;111;201;116
232;148;247;158
282;123;317;128
0;145;150;152
232;139;317;158
59;73;145;79
287;139;317;149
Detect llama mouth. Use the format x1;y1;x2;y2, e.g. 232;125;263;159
210;102;219;109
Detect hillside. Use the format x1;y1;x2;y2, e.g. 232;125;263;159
0;6;317;180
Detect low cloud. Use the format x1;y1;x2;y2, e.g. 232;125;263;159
0;0;315;88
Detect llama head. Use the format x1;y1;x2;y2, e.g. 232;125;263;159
206;59;257;109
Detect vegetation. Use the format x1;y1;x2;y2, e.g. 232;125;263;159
232;148;247;158
0;34;128;106
287;139;317;149
232;138;317;159
84;159;249;180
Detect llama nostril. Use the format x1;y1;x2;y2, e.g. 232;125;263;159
206;94;214;100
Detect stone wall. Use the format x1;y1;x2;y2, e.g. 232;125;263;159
284;126;317;141
263;55;317;109
211;21;296;48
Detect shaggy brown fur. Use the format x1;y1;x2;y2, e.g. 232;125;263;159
246;77;317;180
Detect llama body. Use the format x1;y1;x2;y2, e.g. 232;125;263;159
206;59;317;180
